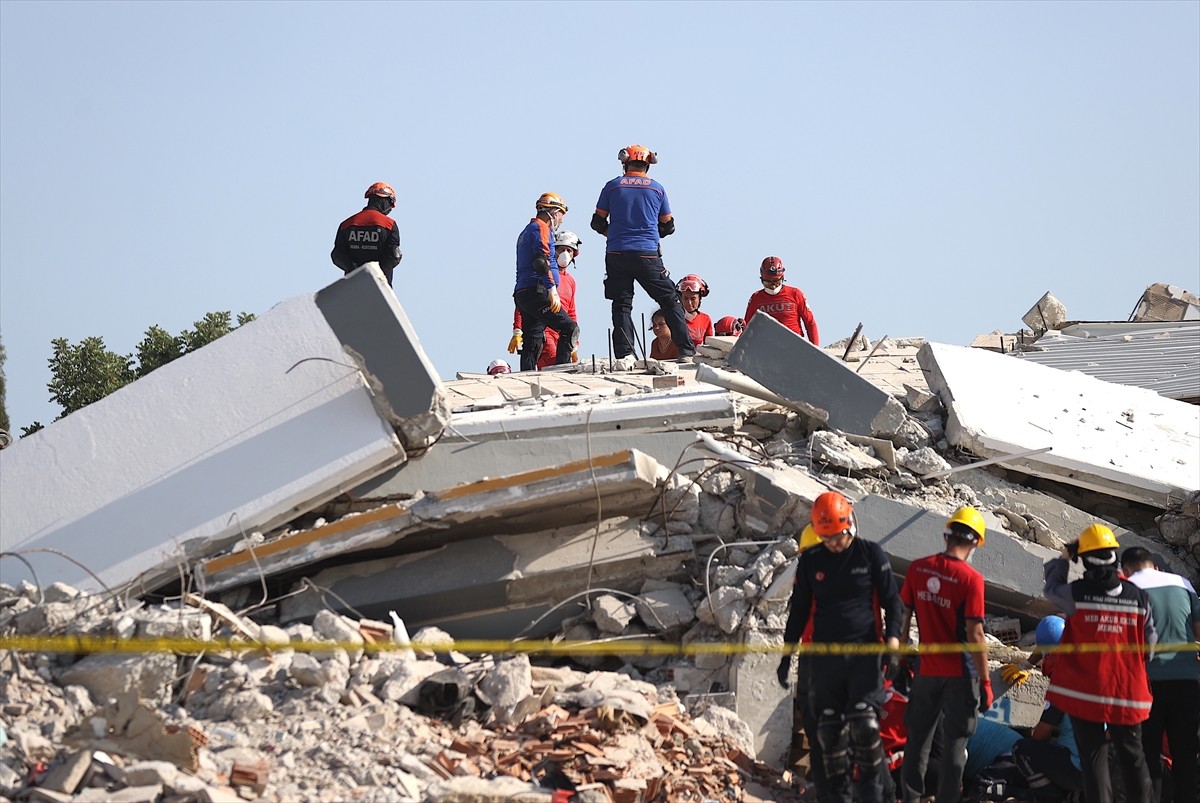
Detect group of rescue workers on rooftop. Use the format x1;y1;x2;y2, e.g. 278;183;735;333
329;143;818;377
328;145;1199;803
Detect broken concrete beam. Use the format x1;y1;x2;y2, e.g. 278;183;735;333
442;385;737;442
315;266;450;452
277;516;692;638
728;314;906;437
200;449;667;594
348;430;705;503
918;342;1200;509
0;265;447;593
694;364;829;424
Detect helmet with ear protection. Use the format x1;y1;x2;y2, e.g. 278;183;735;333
535;192;568;213
618;144;658;165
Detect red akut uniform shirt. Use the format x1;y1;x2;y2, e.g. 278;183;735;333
744;286;819;345
684;311;714;348
900;553;986;677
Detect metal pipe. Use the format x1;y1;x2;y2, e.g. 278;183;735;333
921;446;1054;480
842;323;864;362
855;334;889;374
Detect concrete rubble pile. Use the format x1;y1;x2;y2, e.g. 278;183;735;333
3;271;1198;801
0;581;797;803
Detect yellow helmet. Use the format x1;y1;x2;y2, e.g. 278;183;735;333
798;524;821;552
945;506;986;547
1078;523;1119;554
535;192;568;213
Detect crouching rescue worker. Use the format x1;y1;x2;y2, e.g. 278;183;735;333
331;182;403;286
1043;523;1156;803
899;506;992;803
779;491;903;803
513;193;579;372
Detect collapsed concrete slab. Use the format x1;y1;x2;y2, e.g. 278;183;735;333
919;342;1200;509
346;430;705;502
441;385;738;442
276;517;693;637
728;314;907;437
0;266;448;593
198;449;668;594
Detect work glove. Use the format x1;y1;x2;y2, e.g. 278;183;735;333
882;651;901;682
978;679;994;715
547;286;562;314
777;656;792;690
1061;540;1080;562
1000;663;1031;687
570;349;579;363
507;329;522;354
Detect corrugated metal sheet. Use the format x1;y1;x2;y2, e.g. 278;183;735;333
1012;322;1200;401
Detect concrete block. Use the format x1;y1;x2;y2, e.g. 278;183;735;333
918;341;1200;508
729;314;907;437
730;631;791;767
0;272;434;592
58;653;178;707
314;266;449;451
40;749;92;794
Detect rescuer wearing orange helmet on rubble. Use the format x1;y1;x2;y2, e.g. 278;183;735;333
331;182;403;287
779;491;903;803
513;193;580;372
592;144;695;368
898;506;992;803
1043;523;1156;803
745;256;819;345
510;229;582;368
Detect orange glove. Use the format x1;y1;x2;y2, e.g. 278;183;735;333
570;349;579;363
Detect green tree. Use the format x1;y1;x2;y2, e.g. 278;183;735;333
31;310;255;426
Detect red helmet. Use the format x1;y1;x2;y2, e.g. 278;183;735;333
760;256;785;280
486;359;511;376
617;144;658;165
676;274;710;298
714;316;744;336
364;182;396;202
811;491;854;538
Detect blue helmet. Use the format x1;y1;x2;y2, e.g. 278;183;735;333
1035;615;1065;647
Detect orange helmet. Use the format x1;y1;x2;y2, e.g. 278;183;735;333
760;256;785;280
364;182;396;202
676;274;710;297
811;491;854;538
536;192;568;213
618;144;658;165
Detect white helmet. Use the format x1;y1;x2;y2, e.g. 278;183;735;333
554;230;581;252
487;359;511;376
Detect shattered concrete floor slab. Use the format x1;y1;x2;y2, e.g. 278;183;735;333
919;341;1200;508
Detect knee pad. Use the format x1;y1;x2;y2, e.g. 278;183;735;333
817;710;850;779
848;703;882;769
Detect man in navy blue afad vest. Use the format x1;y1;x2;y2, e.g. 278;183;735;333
591;144;694;367
332;182;403;287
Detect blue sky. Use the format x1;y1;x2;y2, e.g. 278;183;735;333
1;1;1197;433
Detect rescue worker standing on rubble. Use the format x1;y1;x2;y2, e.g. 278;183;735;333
591;144;695;368
898;506;992;803
779;491;903;803
745;257;819;345
513;193;580;372
510;230;583;368
1121;545;1200;803
331;182;403;287
1043;524;1156;803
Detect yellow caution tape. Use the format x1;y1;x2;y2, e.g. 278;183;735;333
0;634;1197;658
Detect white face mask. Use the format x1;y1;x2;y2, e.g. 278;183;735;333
557;250;573;268
762;283;783;295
